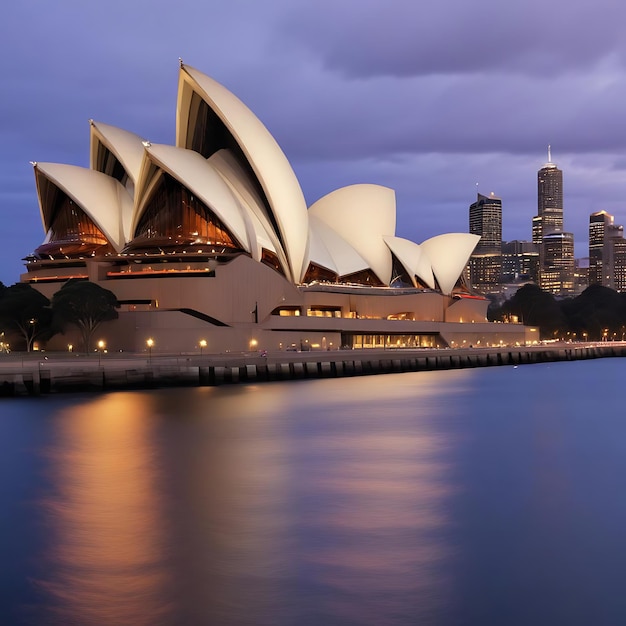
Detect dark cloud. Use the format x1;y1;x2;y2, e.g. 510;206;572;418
280;0;626;78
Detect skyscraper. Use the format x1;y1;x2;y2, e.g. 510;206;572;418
589;210;613;286
537;146;563;239
469;192;502;293
587;211;626;290
606;234;626;292
534;148;573;294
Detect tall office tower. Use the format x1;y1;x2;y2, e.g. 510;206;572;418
469;192;502;293
501;240;540;282
541;231;575;295
534;147;572;293
537;146;563;238
605;224;626;291
589;210;614;285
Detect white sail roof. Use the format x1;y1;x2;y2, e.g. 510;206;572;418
29;63;482;299
308;215;370;277
420;233;480;295
308;184;396;284
207;149;288;269
33;162;132;251
89;121;145;186
383;236;436;289
176;64;309;281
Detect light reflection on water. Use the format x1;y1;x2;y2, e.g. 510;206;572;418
30;371;471;626
5;360;626;624
37;393;171;625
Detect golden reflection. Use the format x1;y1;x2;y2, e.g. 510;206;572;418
157;386;293;620
33;370;468;625
38;392;170;626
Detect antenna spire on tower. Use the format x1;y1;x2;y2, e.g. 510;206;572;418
547;144;552;163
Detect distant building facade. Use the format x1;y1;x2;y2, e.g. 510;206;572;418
502;240;540;283
587;211;626;291
573;257;589;294
541;231;575;295
607;238;626;292
589;210;613;286
469;192;502;293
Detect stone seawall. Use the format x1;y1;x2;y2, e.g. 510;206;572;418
1;344;624;397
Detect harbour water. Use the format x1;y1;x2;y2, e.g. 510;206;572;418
1;358;625;625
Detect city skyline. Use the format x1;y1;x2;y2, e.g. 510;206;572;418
3;0;626;285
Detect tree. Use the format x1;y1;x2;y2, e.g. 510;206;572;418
51;280;119;352
493;284;568;339
0;283;54;351
561;284;626;340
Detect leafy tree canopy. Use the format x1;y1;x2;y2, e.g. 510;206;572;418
491;283;626;340
51;279;119;352
0;283;53;351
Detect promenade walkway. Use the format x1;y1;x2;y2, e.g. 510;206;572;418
1;343;624;396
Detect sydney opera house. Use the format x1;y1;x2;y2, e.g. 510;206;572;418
23;62;531;352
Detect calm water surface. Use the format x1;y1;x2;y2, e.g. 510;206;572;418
1;359;626;625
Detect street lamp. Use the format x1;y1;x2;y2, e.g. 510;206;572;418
147;338;154;362
249;338;258;351
97;340;105;365
199;339;207;356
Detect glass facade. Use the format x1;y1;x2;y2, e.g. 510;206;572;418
346;334;439;349
302;262;339;284
34;180;113;259
186;92;282;245
389;254;414;288
340;269;384;287
128;173;243;253
261;249;286;276
96;144;129;188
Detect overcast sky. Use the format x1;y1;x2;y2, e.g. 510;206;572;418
2;0;626;285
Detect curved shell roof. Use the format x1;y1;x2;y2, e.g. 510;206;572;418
308;215;370;277
420;233;480;295
308;184;396;284
30;62;476;297
383;236;435;289
207;149;289;270
176;64;309;282
89;121;146;186
34;162;133;251
133;144;251;251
